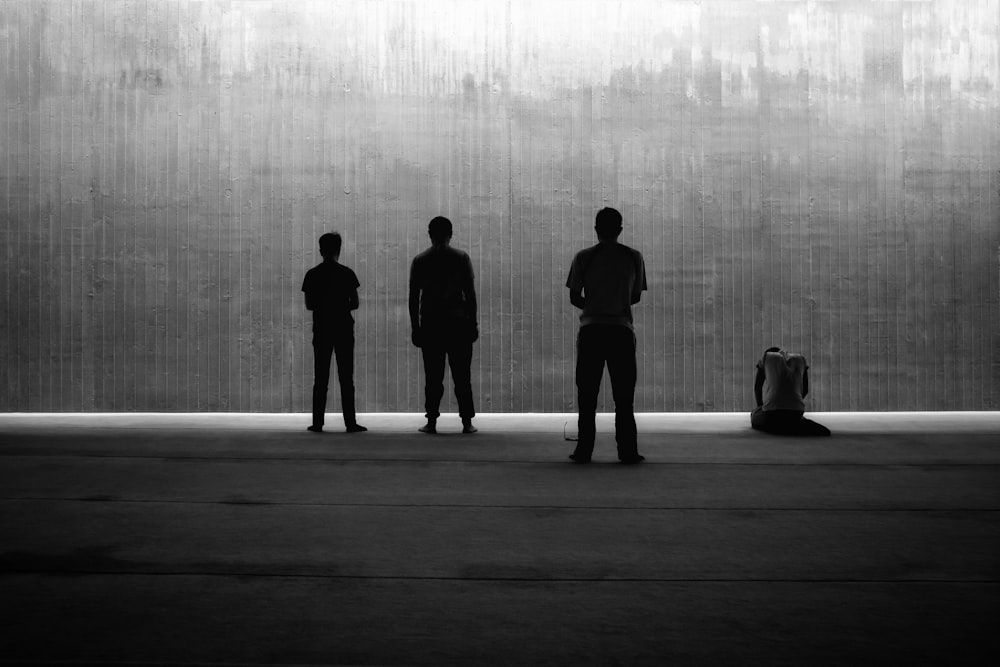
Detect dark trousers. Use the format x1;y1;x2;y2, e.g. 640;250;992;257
421;331;475;421
751;407;831;436
312;329;356;427
574;324;639;460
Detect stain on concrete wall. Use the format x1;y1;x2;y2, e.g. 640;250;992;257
1;0;998;411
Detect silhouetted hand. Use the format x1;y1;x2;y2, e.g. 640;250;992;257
411;328;422;348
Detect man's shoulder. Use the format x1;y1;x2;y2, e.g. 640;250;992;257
336;263;360;285
765;352;807;373
574;243;642;268
571;245;599;264
616;243;643;262
414;245;470;264
305;262;358;282
412;247;437;264
440;245;470;263
785;353;808;368
303;263;323;284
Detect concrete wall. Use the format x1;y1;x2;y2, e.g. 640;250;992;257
1;0;998;412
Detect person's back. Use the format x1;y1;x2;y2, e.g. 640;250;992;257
760;351;807;412
411;244;475;326
303;260;360;335
751;347;830;436
571;242;645;329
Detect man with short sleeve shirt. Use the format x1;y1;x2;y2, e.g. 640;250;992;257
566;207;647;463
409;216;479;434
751;347;831;436
302;232;366;433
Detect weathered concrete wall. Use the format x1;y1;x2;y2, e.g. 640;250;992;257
1;0;998;412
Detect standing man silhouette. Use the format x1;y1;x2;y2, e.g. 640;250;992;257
566;207;648;463
409;216;479;434
302;232;367;433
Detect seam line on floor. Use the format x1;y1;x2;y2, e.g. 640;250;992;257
2;453;999;466
2;570;998;584
2;496;999;512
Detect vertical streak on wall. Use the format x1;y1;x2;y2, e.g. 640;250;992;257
9;0;19;409
1;4;7;408
26;0;37;409
2;3;9;409
987;0;996;408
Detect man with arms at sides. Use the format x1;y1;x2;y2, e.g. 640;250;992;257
302;232;367;434
409;216;479;434
566;207;648;463
751;347;831;436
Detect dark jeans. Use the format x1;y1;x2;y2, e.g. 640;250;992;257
751;407;831;436
574;324;639;460
421;327;475;421
312;329;356;427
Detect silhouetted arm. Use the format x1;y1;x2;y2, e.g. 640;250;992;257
631;251;647;305
754;363;765;407
802;367;809;398
464;255;478;323
347;287;359;312
408;289;420;330
409;284;421;327
567;251;586;309
408;260;421;346
303;273;315;310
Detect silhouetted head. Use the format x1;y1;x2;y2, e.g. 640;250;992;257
319;232;342;261
595;207;623;241
765;346;782;354
428;216;453;245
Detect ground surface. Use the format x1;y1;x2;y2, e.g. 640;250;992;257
1;413;998;666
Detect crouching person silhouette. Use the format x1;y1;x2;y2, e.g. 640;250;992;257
751;347;831;436
409;216;479;434
302;232;367;434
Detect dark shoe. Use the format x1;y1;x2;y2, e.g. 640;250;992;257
619;454;645;464
307;425;323;433
462;420;478;434
569;453;591;464
418;422;437;434
346;424;368;433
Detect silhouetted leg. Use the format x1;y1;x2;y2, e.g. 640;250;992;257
796;416;832;436
333;329;356;427
607;327;639;460
751;408;783;433
773;410;805;435
312;338;334;427
448;339;476;421
575;326;604;460
422;342;446;421
753;410;807;435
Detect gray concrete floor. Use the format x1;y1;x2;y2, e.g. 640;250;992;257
1;413;998;666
